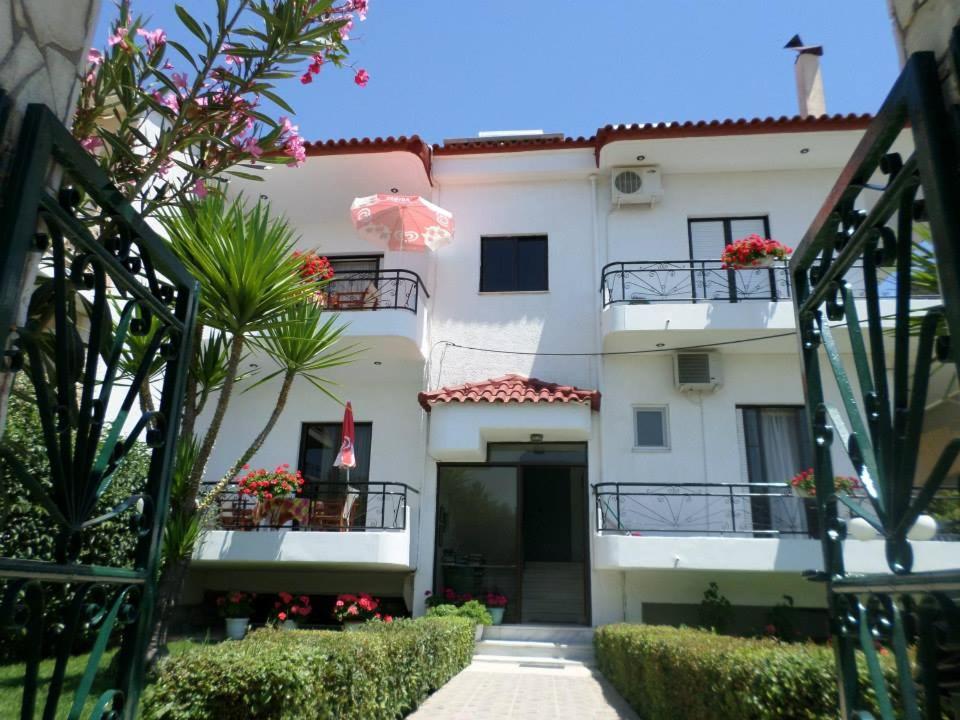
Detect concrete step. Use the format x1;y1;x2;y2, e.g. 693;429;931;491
482;624;594;645
475;639;595;663
471;655;595;670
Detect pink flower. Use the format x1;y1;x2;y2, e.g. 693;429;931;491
340;19;353;40
278;612;287;621
222;45;242;66
354;0;368;21
241;136;263;158
88;49;103;66
136;27;167;52
300;72;313;85
193;179;208;199
162;61;174;70
80;136;102;152
354;68;369;87
107;26;129;49
172;72;189;90
152;90;179;112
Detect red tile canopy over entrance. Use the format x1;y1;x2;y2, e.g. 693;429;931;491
418;374;601;413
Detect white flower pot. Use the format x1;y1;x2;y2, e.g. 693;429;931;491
474;624;484;642
791;486;814;499
225;617;249;640
489;607;505;625
907;514;938;541
281;619;298;630
343;620;364;632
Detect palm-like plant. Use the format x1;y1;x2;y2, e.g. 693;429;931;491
198;302;362;509
159;195;313;505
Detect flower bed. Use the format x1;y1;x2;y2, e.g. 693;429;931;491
595;624;902;720
143;616;474;719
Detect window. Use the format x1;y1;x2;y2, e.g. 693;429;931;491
688;216;778;301
633;406;669;450
328;255;381;276
688;217;769;260
480;235;548;292
298;422;372;486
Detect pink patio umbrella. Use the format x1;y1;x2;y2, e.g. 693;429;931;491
350;194;454;251
333;402;357;474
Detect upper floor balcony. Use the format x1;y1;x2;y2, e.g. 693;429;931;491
192;481;419;571
599;259;933;346
592;481;959;575
319;268;430;361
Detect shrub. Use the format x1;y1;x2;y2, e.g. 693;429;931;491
426;600;492;625
595;624;904;720
142;616;474;719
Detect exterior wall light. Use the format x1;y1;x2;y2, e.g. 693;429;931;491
529;433;544;443
800;148;810;154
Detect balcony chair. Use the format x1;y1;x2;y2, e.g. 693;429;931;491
308;490;360;531
331;283;380;310
220;497;255;530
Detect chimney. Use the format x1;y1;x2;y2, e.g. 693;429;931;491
784;34;826;118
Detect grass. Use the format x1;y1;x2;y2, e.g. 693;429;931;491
0;640;197;720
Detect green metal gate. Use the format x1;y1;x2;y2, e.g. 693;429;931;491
0;101;198;719
791;37;960;719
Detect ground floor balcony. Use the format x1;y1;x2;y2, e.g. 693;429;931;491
593;482;959;574
192;481;418;570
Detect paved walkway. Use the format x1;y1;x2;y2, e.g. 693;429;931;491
409;661;640;720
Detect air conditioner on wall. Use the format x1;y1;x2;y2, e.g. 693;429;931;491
673;352;722;391
611;166;662;206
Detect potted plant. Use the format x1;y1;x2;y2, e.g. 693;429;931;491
217;591;255;640
484;592;508;625
427;600;492;641
271;591;312;629
721;234;792;269
333;593;383;630
789;468;859;498
237;464;305;504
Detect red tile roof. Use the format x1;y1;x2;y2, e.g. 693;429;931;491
305;135;432;180
418;374;601;412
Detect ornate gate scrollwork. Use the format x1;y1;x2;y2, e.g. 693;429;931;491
792;40;960;720
0;102;198;719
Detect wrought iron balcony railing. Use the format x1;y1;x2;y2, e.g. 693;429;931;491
594;482;959;539
319;269;429;314
201;481;418;532
599;259;927;307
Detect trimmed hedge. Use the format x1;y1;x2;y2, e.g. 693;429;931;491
143;617;474;719
595;624;903;720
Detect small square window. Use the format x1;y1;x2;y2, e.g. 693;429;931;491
633;406;669;450
480;235;548;292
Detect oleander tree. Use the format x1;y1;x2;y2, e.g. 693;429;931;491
66;0;372;657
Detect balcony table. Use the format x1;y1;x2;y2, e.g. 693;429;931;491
253;496;313;528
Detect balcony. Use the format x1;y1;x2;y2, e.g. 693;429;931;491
599;259;933;345
592;482;959;574
319;269;430;359
192;481;419;570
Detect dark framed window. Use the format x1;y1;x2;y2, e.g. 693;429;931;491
298;422;372;485
327;254;381;275
687;216;771;260
480;235;548;292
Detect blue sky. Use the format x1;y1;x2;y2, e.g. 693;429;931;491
95;1;900;144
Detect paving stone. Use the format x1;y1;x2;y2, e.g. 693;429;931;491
409;662;640;720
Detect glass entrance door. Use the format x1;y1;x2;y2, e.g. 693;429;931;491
435;446;589;625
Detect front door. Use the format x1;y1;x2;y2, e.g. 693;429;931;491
435;444;589;625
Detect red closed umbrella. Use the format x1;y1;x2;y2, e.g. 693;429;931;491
334;402;357;471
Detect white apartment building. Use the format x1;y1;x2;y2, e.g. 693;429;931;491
183;112;957;634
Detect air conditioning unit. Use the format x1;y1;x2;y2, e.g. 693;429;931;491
611;166;662;206
673;352;722;391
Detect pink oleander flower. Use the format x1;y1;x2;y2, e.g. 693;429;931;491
354;68;369;87
152;90;179;112
300;72;313;85
107;26;129;50
80;136;103;152
172;72;189;90
88;49;103;66
241;136;263;158
162;60;174;70
136;27;167;52
193;179;208;199
340;19;353;40
354;0;368;21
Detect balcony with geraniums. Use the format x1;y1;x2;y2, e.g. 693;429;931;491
599;232;938;345
294;250;431;362
192;464;418;570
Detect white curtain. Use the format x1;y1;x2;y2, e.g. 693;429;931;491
759;410;808;534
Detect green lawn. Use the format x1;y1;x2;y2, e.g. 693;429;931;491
0;640;197;720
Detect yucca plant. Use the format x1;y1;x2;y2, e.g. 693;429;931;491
159;194;313;503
